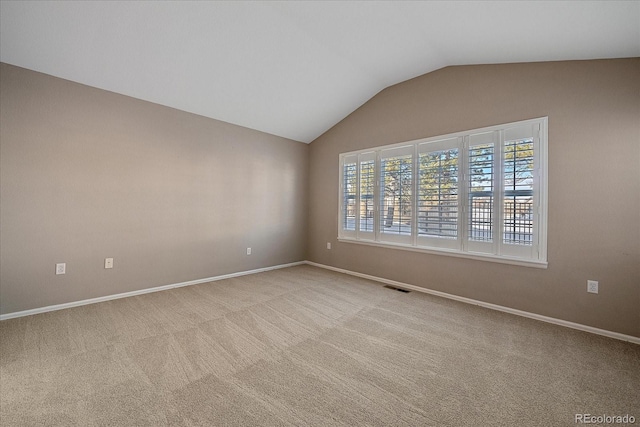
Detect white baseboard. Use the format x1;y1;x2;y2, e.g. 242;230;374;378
0;261;305;321
304;261;640;345
3;260;638;345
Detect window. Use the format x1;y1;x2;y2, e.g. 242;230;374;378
338;117;548;267
418;137;460;249
342;159;357;232
359;158;375;233
380;146;413;243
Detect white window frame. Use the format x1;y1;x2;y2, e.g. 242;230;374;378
338;117;548;268
378;145;414;245
417;136;462;250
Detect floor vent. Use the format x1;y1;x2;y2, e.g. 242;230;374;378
383;285;411;293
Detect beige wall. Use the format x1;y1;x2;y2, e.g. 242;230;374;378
308;59;640;337
0;63;308;315
2;59;639;338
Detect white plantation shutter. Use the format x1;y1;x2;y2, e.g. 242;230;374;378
466;131;497;255
417;137;462;249
379;146;414;244
501;124;539;259
357;152;376;240
340;154;357;238
339;152;376;240
338;118;547;267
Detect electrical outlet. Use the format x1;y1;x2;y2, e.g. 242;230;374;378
246;247;251;255
587;280;598;294
56;263;66;275
327;242;331;250
105;258;114;269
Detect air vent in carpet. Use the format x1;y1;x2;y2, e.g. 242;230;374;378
383;285;411;293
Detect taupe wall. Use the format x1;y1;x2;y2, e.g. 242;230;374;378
2;59;639;338
308;59;640;337
0;63;308;315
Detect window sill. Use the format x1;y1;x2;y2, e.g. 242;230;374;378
337;237;548;269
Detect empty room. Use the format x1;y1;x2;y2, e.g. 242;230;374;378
1;1;638;426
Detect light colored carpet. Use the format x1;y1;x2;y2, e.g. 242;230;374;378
1;265;638;426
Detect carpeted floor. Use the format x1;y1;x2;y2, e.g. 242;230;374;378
1;265;638;426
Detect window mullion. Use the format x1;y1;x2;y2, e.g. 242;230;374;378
354;157;360;235
412;145;419;246
338;156;344;235
458;137;468;252
532;123;541;255
461;137;470;252
494;131;504;255
374;151;381;242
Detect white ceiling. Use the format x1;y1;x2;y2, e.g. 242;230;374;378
1;1;638;143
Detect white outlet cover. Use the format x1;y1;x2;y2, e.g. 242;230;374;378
105;258;114;269
56;263;66;275
246;248;251;255
327;242;331;249
587;280;598;294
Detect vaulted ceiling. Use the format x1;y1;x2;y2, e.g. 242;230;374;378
1;1;638;143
